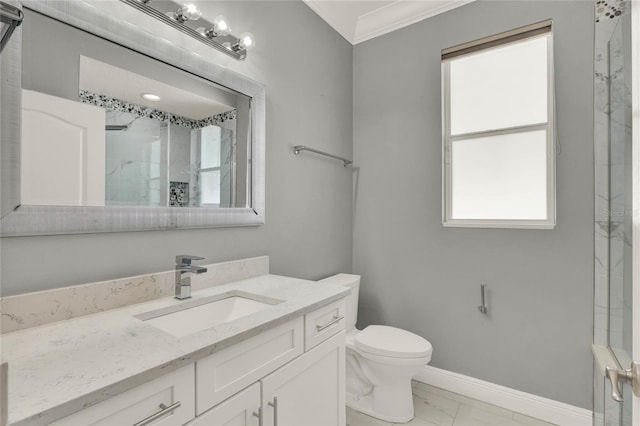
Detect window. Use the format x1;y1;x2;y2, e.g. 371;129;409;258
442;20;555;229
199;125;222;206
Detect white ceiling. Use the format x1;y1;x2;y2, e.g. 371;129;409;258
302;0;476;45
79;56;235;120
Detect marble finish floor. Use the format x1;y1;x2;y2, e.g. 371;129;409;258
346;381;557;426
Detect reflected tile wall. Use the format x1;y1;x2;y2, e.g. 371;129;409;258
105;112;164;207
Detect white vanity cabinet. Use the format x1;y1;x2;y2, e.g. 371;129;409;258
193;331;345;426
193;299;346;426
46;298;346;426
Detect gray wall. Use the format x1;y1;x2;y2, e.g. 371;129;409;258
353;0;594;409
0;0;353;295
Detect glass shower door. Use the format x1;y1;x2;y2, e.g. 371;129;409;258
601;1;639;424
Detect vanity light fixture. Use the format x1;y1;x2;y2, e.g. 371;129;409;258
0;1;23;53
141;92;161;102
122;0;255;60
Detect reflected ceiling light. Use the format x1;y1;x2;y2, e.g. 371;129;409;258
122;0;255;60
141;92;161;102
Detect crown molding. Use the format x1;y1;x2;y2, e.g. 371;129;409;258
302;0;476;45
354;0;476;44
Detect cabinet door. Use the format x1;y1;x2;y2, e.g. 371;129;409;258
261;331;345;426
191;383;260;426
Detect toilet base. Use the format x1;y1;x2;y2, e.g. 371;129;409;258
346;384;414;423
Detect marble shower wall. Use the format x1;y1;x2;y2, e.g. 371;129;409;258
593;0;633;350
594;2;615;348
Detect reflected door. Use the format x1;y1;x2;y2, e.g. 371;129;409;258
21;89;105;206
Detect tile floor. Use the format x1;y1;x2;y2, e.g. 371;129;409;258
345;381;557;426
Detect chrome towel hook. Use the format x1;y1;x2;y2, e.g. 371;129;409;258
478;284;488;314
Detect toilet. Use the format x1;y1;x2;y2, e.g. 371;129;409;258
319;274;432;423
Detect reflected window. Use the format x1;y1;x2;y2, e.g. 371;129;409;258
199;126;222;206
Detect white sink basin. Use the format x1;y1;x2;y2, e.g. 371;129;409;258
136;291;282;338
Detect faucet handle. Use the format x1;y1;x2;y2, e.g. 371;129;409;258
175;255;205;265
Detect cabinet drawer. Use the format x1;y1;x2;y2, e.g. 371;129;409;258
196;318;303;415
304;298;346;351
51;364;195;426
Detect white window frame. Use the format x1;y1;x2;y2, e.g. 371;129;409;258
442;20;556;229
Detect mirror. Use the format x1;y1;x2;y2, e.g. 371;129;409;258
0;0;265;235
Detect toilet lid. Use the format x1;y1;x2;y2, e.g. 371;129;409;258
355;325;432;359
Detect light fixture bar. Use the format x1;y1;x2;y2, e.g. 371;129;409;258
120;0;247;60
0;1;23;53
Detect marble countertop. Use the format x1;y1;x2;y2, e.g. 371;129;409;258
1;274;350;426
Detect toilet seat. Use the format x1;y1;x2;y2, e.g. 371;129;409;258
355;325;432;359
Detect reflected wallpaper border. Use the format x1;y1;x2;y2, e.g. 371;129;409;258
79;89;237;129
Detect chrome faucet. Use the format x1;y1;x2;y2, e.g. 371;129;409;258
175;255;208;300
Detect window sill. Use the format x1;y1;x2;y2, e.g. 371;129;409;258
442;219;556;230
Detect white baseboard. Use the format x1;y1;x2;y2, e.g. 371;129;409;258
414;366;592;426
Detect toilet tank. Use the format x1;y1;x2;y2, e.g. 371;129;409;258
318;274;360;332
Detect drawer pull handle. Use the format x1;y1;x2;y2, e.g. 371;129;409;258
316;315;344;332
133;401;181;426
268;397;278;426
252;406;263;426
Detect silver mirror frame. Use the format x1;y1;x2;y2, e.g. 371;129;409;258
0;1;265;236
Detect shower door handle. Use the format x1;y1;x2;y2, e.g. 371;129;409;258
606;361;640;402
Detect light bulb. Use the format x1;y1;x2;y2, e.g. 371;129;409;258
174;3;201;22
237;32;255;51
212;15;231;37
181;3;202;20
203;15;232;38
